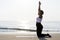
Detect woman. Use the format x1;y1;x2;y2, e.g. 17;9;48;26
36;1;51;38
36;1;44;38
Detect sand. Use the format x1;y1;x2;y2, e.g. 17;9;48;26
0;33;60;40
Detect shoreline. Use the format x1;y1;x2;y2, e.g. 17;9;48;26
0;31;60;34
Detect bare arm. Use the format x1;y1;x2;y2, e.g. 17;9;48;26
38;1;41;12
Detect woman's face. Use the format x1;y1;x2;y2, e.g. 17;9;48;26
38;12;42;16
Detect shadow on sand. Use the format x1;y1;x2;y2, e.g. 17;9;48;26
39;38;47;40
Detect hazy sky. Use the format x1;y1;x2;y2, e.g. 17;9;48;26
0;0;60;22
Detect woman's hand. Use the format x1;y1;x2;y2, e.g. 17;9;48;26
39;1;41;5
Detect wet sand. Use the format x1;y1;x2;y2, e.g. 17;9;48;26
0;33;60;40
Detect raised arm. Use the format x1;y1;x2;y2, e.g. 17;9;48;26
38;1;41;12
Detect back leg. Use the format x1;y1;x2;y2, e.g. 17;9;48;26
40;34;51;38
47;34;51;37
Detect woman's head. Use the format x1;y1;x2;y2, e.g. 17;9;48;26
38;10;44;16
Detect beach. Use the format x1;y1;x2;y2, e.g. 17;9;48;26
0;32;60;40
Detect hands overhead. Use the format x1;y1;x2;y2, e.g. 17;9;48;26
39;1;41;5
38;1;41;11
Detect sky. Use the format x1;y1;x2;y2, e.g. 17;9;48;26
0;0;60;22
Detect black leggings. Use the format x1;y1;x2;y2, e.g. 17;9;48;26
36;23;43;38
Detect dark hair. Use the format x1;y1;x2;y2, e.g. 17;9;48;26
40;10;44;15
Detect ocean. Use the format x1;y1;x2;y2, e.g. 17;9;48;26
0;21;60;33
